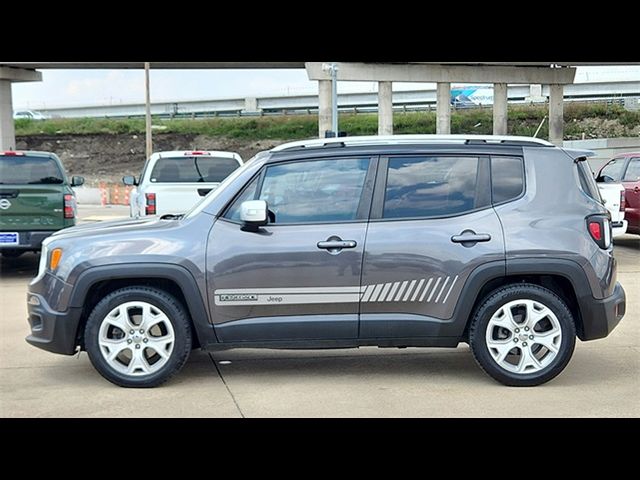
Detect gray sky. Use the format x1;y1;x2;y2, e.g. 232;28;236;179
12;66;640;109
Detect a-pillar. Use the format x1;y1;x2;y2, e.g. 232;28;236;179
548;84;564;146
318;80;332;138
436;82;451;134
378;81;393;135
493;83;508;135
0;80;15;150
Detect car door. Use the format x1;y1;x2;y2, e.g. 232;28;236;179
621;157;640;233
206;156;375;343
359;153;506;339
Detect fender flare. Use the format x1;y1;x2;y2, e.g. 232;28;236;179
448;257;593;338
69;263;217;346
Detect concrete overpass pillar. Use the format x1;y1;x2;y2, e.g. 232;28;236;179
378;81;393;135
493;83;508;135
0;80;15;150
0;67;42;150
549;84;564;146
242;97;260;114
436;82;451;134
318;80;332;138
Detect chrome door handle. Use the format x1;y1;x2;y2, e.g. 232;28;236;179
451;231;491;245
317;240;357;250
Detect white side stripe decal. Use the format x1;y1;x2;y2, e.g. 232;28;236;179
215;276;460;306
411;279;426;302
360;284;375;302
385;282;400;302
370;284;384;302
402;280;417;302
394;280;409;302
442;275;459;304
426;277;442;303
419;277;434;302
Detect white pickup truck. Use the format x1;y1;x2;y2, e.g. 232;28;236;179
124;150;243;217
597;182;627;237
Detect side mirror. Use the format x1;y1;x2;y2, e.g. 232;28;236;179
240;200;268;231
123;175;137;186
71;176;85;187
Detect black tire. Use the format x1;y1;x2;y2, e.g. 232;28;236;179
84;286;192;388
469;283;576;387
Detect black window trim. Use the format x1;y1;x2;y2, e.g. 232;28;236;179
489;154;527;207
220;155;378;226
370;153;493;222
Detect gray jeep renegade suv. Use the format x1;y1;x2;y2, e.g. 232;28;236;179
26;135;626;387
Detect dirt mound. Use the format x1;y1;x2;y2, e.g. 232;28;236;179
16;133;286;186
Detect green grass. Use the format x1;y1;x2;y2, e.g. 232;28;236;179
15;103;640;140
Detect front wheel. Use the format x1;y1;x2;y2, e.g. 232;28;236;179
469;283;576;387
84;286;192;388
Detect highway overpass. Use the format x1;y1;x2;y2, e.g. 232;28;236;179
26;81;640;119
1;61;638;151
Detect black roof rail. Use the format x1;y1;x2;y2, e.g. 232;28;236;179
464;139;547;147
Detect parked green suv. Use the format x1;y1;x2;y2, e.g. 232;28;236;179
0;151;84;257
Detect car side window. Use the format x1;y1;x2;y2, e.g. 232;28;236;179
491;156;524;204
225;158;369;224
383;156;486;219
623;158;640;181
598;158;625;182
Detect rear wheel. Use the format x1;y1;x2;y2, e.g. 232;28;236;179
469;283;576;387
84;286;192;388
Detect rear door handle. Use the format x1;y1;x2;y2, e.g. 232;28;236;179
317;240;357;250
451;231;491;245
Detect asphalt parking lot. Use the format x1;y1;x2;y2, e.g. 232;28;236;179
1;205;638;417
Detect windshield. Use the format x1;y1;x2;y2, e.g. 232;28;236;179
184;151;267;219
149;156;240;183
0;155;64;184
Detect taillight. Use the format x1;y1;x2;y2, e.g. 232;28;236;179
145;193;156;215
587;214;611;249
63;194;75;219
620;191;625;212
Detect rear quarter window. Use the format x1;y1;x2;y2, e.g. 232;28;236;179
491;156;524;204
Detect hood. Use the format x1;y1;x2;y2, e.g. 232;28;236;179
50;216;176;241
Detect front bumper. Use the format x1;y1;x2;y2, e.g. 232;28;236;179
0;230;56;251
25;292;82;355
579;282;626;341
